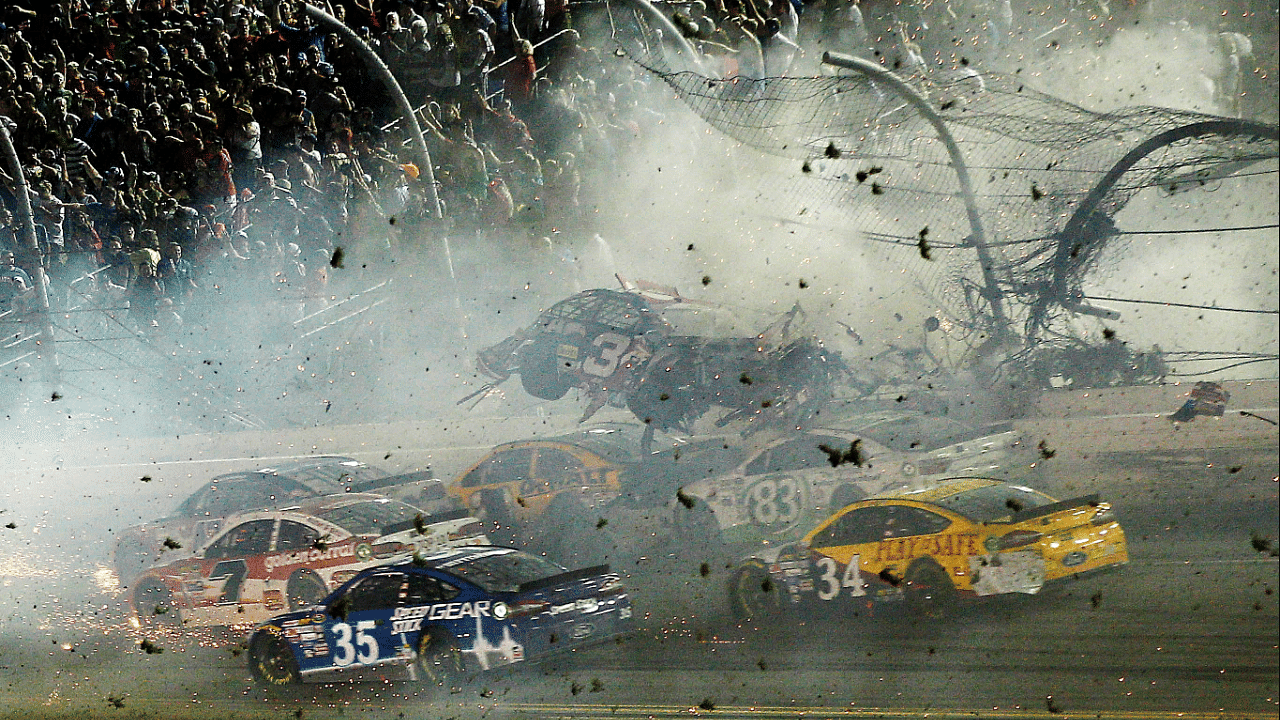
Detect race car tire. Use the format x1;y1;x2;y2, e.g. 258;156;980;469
829;484;865;511
904;559;957;618
728;563;784;623
518;342;573;400
133;580;180;628
248;631;301;685
286;570;328;610
415;626;463;685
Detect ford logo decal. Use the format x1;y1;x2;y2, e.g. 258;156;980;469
1062;551;1088;567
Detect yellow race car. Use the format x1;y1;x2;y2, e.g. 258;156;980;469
728;477;1128;620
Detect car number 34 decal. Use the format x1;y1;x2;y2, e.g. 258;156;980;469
331;621;379;666
747;477;802;525
815;556;866;600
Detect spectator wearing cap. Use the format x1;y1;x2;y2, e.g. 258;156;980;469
226;101;263;192
304;62;353;130
126;258;170;332
129;228;163;281
192;136;237;207
33;180;81;268
503;39;538;114
456;3;496;96
157;241;197;308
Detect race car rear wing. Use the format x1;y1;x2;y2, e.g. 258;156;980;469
519;564;613;593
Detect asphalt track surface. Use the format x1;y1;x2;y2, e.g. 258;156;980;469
0;418;1275;720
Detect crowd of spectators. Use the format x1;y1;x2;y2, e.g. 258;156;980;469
0;0;659;334
0;0;1269;336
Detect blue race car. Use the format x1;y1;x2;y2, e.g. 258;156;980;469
247;546;632;684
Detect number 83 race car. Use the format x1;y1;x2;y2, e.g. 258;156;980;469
728;478;1128;620
248;546;632;685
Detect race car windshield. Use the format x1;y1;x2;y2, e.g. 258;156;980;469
443;551;566;593
175;475;314;517
314;499;421;536
931;484;1056;523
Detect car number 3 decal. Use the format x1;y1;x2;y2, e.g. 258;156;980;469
331;621;379;666
815;556;866;600
582;332;632;378
747;477;802;525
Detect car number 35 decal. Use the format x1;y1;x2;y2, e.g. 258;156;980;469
747;477;802;525
331;621;379;666
815;556;866;600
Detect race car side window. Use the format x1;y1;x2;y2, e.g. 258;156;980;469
343;573;407;614
882;506;952;537
403;573;460;604
814;506;895;547
204;519;275;559
533;448;588;489
276;520;321;551
462;448;534;488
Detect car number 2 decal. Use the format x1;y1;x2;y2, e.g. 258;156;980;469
331;621;379;666
746;477;802;525
815;556;866;600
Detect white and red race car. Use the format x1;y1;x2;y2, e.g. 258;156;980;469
129;493;487;629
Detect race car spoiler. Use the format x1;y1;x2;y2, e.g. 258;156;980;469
381;507;473;535
1009;493;1101;523
519;564;613;593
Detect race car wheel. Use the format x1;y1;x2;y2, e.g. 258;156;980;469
518;342;574;400
287;570;328;610
728;564;783;622
133;580;180;628
415;626;463;685
904;560;957;618
248;631;301;685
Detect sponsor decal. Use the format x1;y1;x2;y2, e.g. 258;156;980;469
265;543;358;572
548;598;601;616
390;601;492;633
874;533;979;563
570;623;595;639
1061;551;1088;567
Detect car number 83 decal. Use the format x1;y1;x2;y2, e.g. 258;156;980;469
331;621;379;666
746;477;803;526
815;556;866;600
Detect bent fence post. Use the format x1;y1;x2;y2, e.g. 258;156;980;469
1029;119;1280;337
0;119;60;386
614;0;708;75
303;3;442;219
820;52;1009;337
